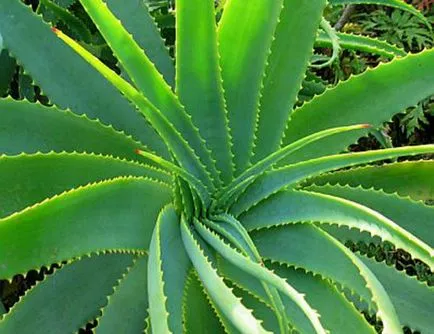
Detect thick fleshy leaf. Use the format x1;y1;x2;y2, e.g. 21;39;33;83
223;260;375;333
360;255;434;333
96;256;149;334
232;145;434;215
273;265;376;334
281;49;434;165
0;177;171;279
306;184;434;247
176;0;232;184
241;189;433;267
248;224;372;307
148;205;191;333
54;29;214;191
0;253;134;334
315;31;406;58
180;218;269;334
0;0;166;155
194;219;326;334
0;99;150;160
217;124;368;209
78;0;220;185
206;216;289;333
309;160;434;202
329;0;428;24
105;0;175;86
218;0;284;174
0;153;170;218
253;0;327;162
218;256;312;333
183;271;226;333
251;224;402;333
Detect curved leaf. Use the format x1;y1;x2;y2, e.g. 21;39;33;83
360;255;434;333
306;184;434;247
180;218;269;334
0;253;134;334
282;49;434;165
232;145;434;215
309;160;434;202
316;31;406;58
0;0;166;156
78;0;220;186
241;189;433;268
96;256;149;334
194;219;326;334
0;153;170;219
252;0;327;162
217;124;368;208
0;99;149;160
0;177;171;279
176;0;232;185
252;224;402;333
54;30;215;190
105;0;175;86
182;271;226;333
218;0;284;174
148;205;191;334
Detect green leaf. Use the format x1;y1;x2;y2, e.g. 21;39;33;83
252;0;327;162
218;124;369;209
183;271;226;333
136;150;210;208
0;253;134;334
217;257;311;333
0;177;171;279
54;29;215;191
232;145;434;215
0;0;166;155
315;31;407;58
176;0;232;184
77;0;220;186
252;224;402;333
360;254;434;333
207;215;289;334
218;0;284;174
148;205;191;334
241;189;433;268
281;49;434;165
228;285;281;333
0;152;170;218
180;218;269;334
328;0;428;25
105;0;175;87
193;219;326;334
306;184;434;247
0;98;155;160
309;160;434;202
272;265;376;334
96;256;149;334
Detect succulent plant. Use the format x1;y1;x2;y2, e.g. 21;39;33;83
0;0;433;333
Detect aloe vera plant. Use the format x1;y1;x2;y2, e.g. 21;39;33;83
0;0;433;333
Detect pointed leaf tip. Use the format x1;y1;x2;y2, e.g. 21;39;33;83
51;27;60;34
